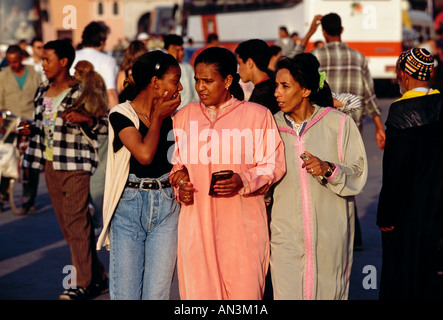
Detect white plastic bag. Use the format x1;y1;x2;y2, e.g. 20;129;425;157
0;141;19;179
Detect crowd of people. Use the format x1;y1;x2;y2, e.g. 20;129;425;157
0;11;442;301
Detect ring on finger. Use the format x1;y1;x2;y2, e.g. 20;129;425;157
310;168;314;173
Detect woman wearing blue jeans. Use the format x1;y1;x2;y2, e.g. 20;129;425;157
97;51;183;299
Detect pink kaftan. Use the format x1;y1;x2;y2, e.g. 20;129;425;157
171;98;286;299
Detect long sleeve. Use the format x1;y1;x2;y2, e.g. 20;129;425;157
238;109;286;194
327;115;368;197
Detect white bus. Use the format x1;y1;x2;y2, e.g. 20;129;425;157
183;0;405;81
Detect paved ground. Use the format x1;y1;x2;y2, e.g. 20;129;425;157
0;98;393;300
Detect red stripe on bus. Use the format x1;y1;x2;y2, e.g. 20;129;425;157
201;15;218;43
217;41;402;58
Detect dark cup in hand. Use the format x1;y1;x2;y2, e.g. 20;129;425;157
209;170;233;196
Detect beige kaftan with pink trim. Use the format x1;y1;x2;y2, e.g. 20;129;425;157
271;107;368;300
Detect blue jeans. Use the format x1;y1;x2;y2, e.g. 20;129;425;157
109;173;179;300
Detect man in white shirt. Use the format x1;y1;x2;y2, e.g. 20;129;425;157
71;21;118;109
22;37;46;82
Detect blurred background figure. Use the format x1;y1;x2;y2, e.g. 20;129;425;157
189;33;219;68
136;32;150;50
0;44;42;214
314;40;325;49
267;45;282;78
291;31;301;45
147;34;164;51
0;45;41;119
163;34;199;109
73;21;118;109
23;37;46;82
71;21;118;235
116;40;148;98
275;26;294;56
17;39;31;58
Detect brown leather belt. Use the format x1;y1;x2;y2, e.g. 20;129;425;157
125;180;171;190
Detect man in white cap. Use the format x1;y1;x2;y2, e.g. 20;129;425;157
137;32;149;49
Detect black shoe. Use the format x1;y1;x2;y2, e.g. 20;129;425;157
88;277;109;298
59;287;90;300
21;201;36;214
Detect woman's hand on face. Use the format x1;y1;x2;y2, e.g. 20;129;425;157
152;91;181;121
213;173;244;196
301;151;330;176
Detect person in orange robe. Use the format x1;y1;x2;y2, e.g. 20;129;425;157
169;47;286;299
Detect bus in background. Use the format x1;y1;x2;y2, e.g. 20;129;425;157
181;0;432;86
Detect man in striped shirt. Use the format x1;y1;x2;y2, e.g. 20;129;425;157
311;13;386;150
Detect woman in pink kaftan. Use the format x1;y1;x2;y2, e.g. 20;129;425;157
170;47;286;300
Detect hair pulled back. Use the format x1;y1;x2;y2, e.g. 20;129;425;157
276;53;333;107
120;50;179;102
131;50;179;92
194;47;244;100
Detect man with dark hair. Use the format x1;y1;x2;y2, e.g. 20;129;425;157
164;34;198;109
72;21;117;109
0;44;42;213
44;40;76;69
23;40;108;300
235;39;279;114
0;45;41;118
377;48;443;299
320;13;342;36
189;33;219;68
311;13;385;150
80;21;110;47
